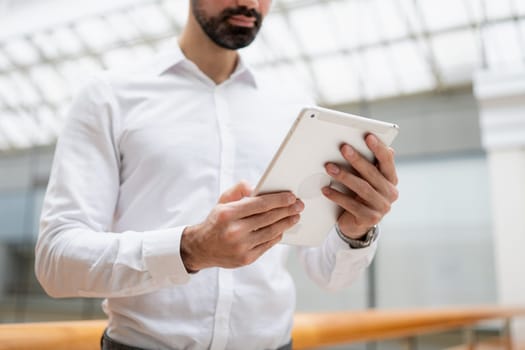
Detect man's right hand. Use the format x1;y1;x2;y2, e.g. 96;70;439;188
180;181;304;272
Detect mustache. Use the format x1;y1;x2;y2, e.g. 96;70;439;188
220;6;262;24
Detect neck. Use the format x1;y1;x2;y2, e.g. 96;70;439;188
178;15;239;85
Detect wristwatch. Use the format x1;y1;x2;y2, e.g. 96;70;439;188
335;223;379;249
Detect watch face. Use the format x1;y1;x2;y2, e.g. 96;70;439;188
364;226;375;242
350;225;378;248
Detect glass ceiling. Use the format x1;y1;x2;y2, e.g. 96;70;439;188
0;0;524;151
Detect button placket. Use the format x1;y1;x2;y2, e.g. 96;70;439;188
209;85;235;350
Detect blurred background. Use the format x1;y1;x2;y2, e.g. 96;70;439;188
0;0;524;348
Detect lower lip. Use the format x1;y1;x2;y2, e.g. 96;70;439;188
227;17;256;28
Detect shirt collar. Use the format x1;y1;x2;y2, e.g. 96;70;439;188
148;40;258;88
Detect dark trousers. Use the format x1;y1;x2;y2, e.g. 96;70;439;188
101;331;293;350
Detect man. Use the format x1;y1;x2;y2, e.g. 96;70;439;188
35;0;399;349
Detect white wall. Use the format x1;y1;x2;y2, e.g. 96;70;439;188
288;154;496;312
377;154;496;307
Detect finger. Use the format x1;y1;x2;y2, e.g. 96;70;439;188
249;233;283;260
325;162;387;211
337;143;398;202
228;192;297;219
249;214;300;247
365;134;398;186
219;181;253;203
322;186;382;227
338;143;390;193
241;200;304;232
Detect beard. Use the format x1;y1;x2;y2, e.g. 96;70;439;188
192;0;263;50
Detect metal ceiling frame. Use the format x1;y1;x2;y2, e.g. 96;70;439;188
0;0;524;151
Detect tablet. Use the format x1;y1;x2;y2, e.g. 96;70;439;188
253;106;399;246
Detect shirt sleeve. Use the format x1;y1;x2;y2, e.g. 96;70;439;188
296;225;380;292
35;77;190;299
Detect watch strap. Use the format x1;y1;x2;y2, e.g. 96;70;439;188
335;223;378;249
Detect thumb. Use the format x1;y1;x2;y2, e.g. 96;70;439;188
218;181;253;203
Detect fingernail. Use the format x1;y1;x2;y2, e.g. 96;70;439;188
292;215;300;223
343;144;354;157
326;163;340;175
287;194;295;204
293;201;304;212
368;134;377;146
322;187;331;195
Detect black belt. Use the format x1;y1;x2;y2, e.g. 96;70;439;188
101;330;293;350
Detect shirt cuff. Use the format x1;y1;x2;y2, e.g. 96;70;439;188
326;225;380;258
142;226;191;285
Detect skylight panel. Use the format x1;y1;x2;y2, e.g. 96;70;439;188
29;65;68;104
373;0;409;40
361;47;399;100
17;113;43;146
0;113;32;149
432;29;479;85
255;13;302;62
277;0;300;6
311;53;362;105
330;0;361;50
101;46;150;70
485;0;513;21
520;19;525;41
463;0;484;23
78;56;104;73
351;0;382;47
105;12;141;42
0;52;12;71
1;74;22;106
517;0;525;16
287;3;339;56
0;76;15;110
102;47;129;69
160;0;189;29
56;104;70;124
287;60;315;102
397;0;425;36
9;71;41;106
241;35;275;66
279;60;315;101
57;57;103;93
0;76;9;103
1;0;523;153
255;60;314;102
390;39;435;94
484;22;523;69
52;27;84;56
128;4;171;37
56;60;84;92
418;0;470;31
32;120;55;146
133;45;155;62
3;38;40;66
521;20;525;64
0;129;9;151
75;17;117;51
154;37;177;52
31;32;61;60
37;106;62;139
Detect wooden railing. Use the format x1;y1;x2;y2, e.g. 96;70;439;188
292;306;525;349
0;306;524;350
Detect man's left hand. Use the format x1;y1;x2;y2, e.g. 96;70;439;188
322;134;399;240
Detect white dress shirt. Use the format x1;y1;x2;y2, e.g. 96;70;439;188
35;43;378;350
